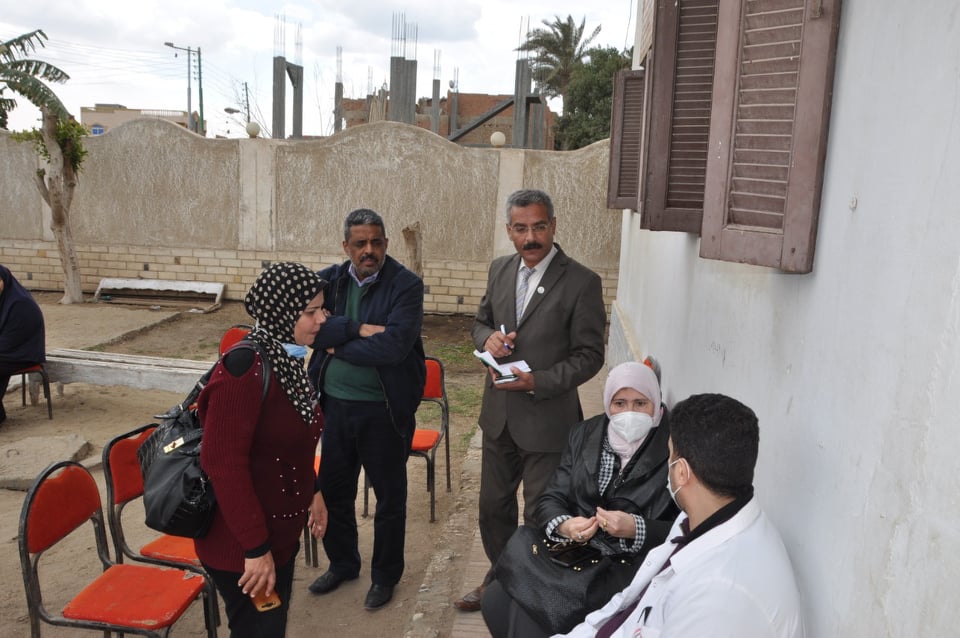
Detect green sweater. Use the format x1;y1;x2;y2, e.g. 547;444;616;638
322;277;385;402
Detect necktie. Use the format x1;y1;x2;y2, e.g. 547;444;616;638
516;266;534;321
595;538;686;637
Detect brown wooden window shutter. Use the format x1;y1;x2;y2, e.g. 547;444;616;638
606;69;646;210
700;0;842;273
642;0;721;233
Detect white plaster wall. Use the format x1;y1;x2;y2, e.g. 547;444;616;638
613;1;960;635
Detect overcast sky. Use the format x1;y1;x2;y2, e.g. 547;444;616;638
2;0;635;138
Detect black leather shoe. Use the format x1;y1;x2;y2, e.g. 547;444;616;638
363;583;394;610
308;570;356;595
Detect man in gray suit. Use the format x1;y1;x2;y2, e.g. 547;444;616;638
454;188;607;611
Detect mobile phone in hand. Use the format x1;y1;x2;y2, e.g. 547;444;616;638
253;589;282;612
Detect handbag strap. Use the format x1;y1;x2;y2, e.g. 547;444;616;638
153;339;271;420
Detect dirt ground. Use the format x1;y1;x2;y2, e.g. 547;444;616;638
0;294;485;637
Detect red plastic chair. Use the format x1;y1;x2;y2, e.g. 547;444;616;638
102;424;220;629
14;363;52;419
18;460;216;637
363;356;450;522
219;324;253;355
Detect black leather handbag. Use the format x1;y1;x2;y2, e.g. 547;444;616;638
495;524;636;634
138;340;269;538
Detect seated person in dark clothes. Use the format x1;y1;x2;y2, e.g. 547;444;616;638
481;360;678;637
0;265;46;425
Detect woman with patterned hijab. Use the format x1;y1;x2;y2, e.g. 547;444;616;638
196;262;327;637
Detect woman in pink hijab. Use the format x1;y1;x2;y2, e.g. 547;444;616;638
482;360;678;638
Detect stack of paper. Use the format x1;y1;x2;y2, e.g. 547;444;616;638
474;350;531;383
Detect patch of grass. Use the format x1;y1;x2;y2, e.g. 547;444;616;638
426;341;476;371
448;382;482;418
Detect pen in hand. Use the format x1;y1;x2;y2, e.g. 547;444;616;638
500;324;513;351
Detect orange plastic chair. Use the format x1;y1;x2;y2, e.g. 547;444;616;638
14;363;52;419
363;356;450;522
102;424;220;628
18;460;216;637
219;324;253;355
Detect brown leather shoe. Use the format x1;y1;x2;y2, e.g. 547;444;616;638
453;585;484;612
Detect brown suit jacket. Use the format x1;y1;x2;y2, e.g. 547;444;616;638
472;245;606;453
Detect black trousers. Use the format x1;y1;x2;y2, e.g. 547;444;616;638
481;579;551;638
203;550;297;638
318;396;411;586
478;427;562;584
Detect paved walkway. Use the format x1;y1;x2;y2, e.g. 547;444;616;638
449;367;607;637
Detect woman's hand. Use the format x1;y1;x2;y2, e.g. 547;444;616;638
308;491;328;539
239;551;276;599
558;516;599;542
596;507;636;539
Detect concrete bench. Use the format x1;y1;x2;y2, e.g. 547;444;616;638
42;348;213;396
94;278;225;312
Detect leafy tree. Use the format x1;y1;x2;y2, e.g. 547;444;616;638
517;14;601;108
3;30;86;303
1;30;69;129
555;46;632;150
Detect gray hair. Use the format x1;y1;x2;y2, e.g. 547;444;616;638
505;189;555;222
343;208;386;241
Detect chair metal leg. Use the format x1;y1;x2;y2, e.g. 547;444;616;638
39;369;52;419
302;524;319;568
444;434;451;492
19;368;52;419
425;456;436;523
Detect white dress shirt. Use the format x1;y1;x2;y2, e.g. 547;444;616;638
517;245;558;318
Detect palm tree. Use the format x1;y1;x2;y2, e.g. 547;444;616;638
0;29;69;129
516;15;601;108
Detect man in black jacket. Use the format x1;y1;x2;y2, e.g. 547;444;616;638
306;209;426;610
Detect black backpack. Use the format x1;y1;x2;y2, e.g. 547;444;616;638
138;339;270;538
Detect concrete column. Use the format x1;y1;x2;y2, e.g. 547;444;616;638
334;82;343;132
450;91;459;133
431;79;440;133
388;56;402;122
493;149;526;257
290;64;304;138
512;60;531;148
237;138;277;251
272;56;286;139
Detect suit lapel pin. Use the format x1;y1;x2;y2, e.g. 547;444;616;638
536;286;545;294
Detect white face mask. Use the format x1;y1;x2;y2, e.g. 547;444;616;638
609;411;655;443
666;458;684;507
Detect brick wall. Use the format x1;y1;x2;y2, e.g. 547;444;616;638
0;120;619;317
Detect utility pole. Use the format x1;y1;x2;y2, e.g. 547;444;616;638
197;47;204;136
164;41;199;133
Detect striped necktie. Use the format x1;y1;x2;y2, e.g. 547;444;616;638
516;266;534;321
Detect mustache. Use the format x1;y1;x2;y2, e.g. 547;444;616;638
360;254;380;262
522;242;543;251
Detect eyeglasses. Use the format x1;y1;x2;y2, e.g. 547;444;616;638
509;221;551;234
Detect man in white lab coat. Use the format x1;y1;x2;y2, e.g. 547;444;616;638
558;393;804;638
